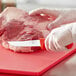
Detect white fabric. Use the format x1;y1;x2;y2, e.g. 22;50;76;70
72;23;76;42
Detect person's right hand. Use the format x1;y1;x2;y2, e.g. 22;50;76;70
45;22;76;51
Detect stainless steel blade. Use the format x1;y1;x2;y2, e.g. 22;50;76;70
8;40;41;47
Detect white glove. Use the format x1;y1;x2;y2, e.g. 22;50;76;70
29;8;60;17
29;8;73;31
45;22;76;51
29;8;61;30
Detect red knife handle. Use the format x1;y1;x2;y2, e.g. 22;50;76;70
65;43;73;49
40;38;46;50
40;38;73;50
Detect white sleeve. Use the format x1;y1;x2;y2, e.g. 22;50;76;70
72;23;76;42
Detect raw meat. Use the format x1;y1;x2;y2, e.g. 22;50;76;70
0;7;55;52
1;19;44;52
0;7;28;41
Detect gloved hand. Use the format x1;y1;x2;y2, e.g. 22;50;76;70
29;8;61;30
29;8;73;31
29;8;60;17
45;22;76;51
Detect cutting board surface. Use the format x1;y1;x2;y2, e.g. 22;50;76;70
0;45;75;76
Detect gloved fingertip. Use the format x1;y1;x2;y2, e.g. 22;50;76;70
45;36;50;51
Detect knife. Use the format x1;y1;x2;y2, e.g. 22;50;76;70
8;38;73;50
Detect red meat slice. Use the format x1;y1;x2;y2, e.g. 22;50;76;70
0;7;55;52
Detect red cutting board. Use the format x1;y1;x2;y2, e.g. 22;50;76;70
0;44;75;76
